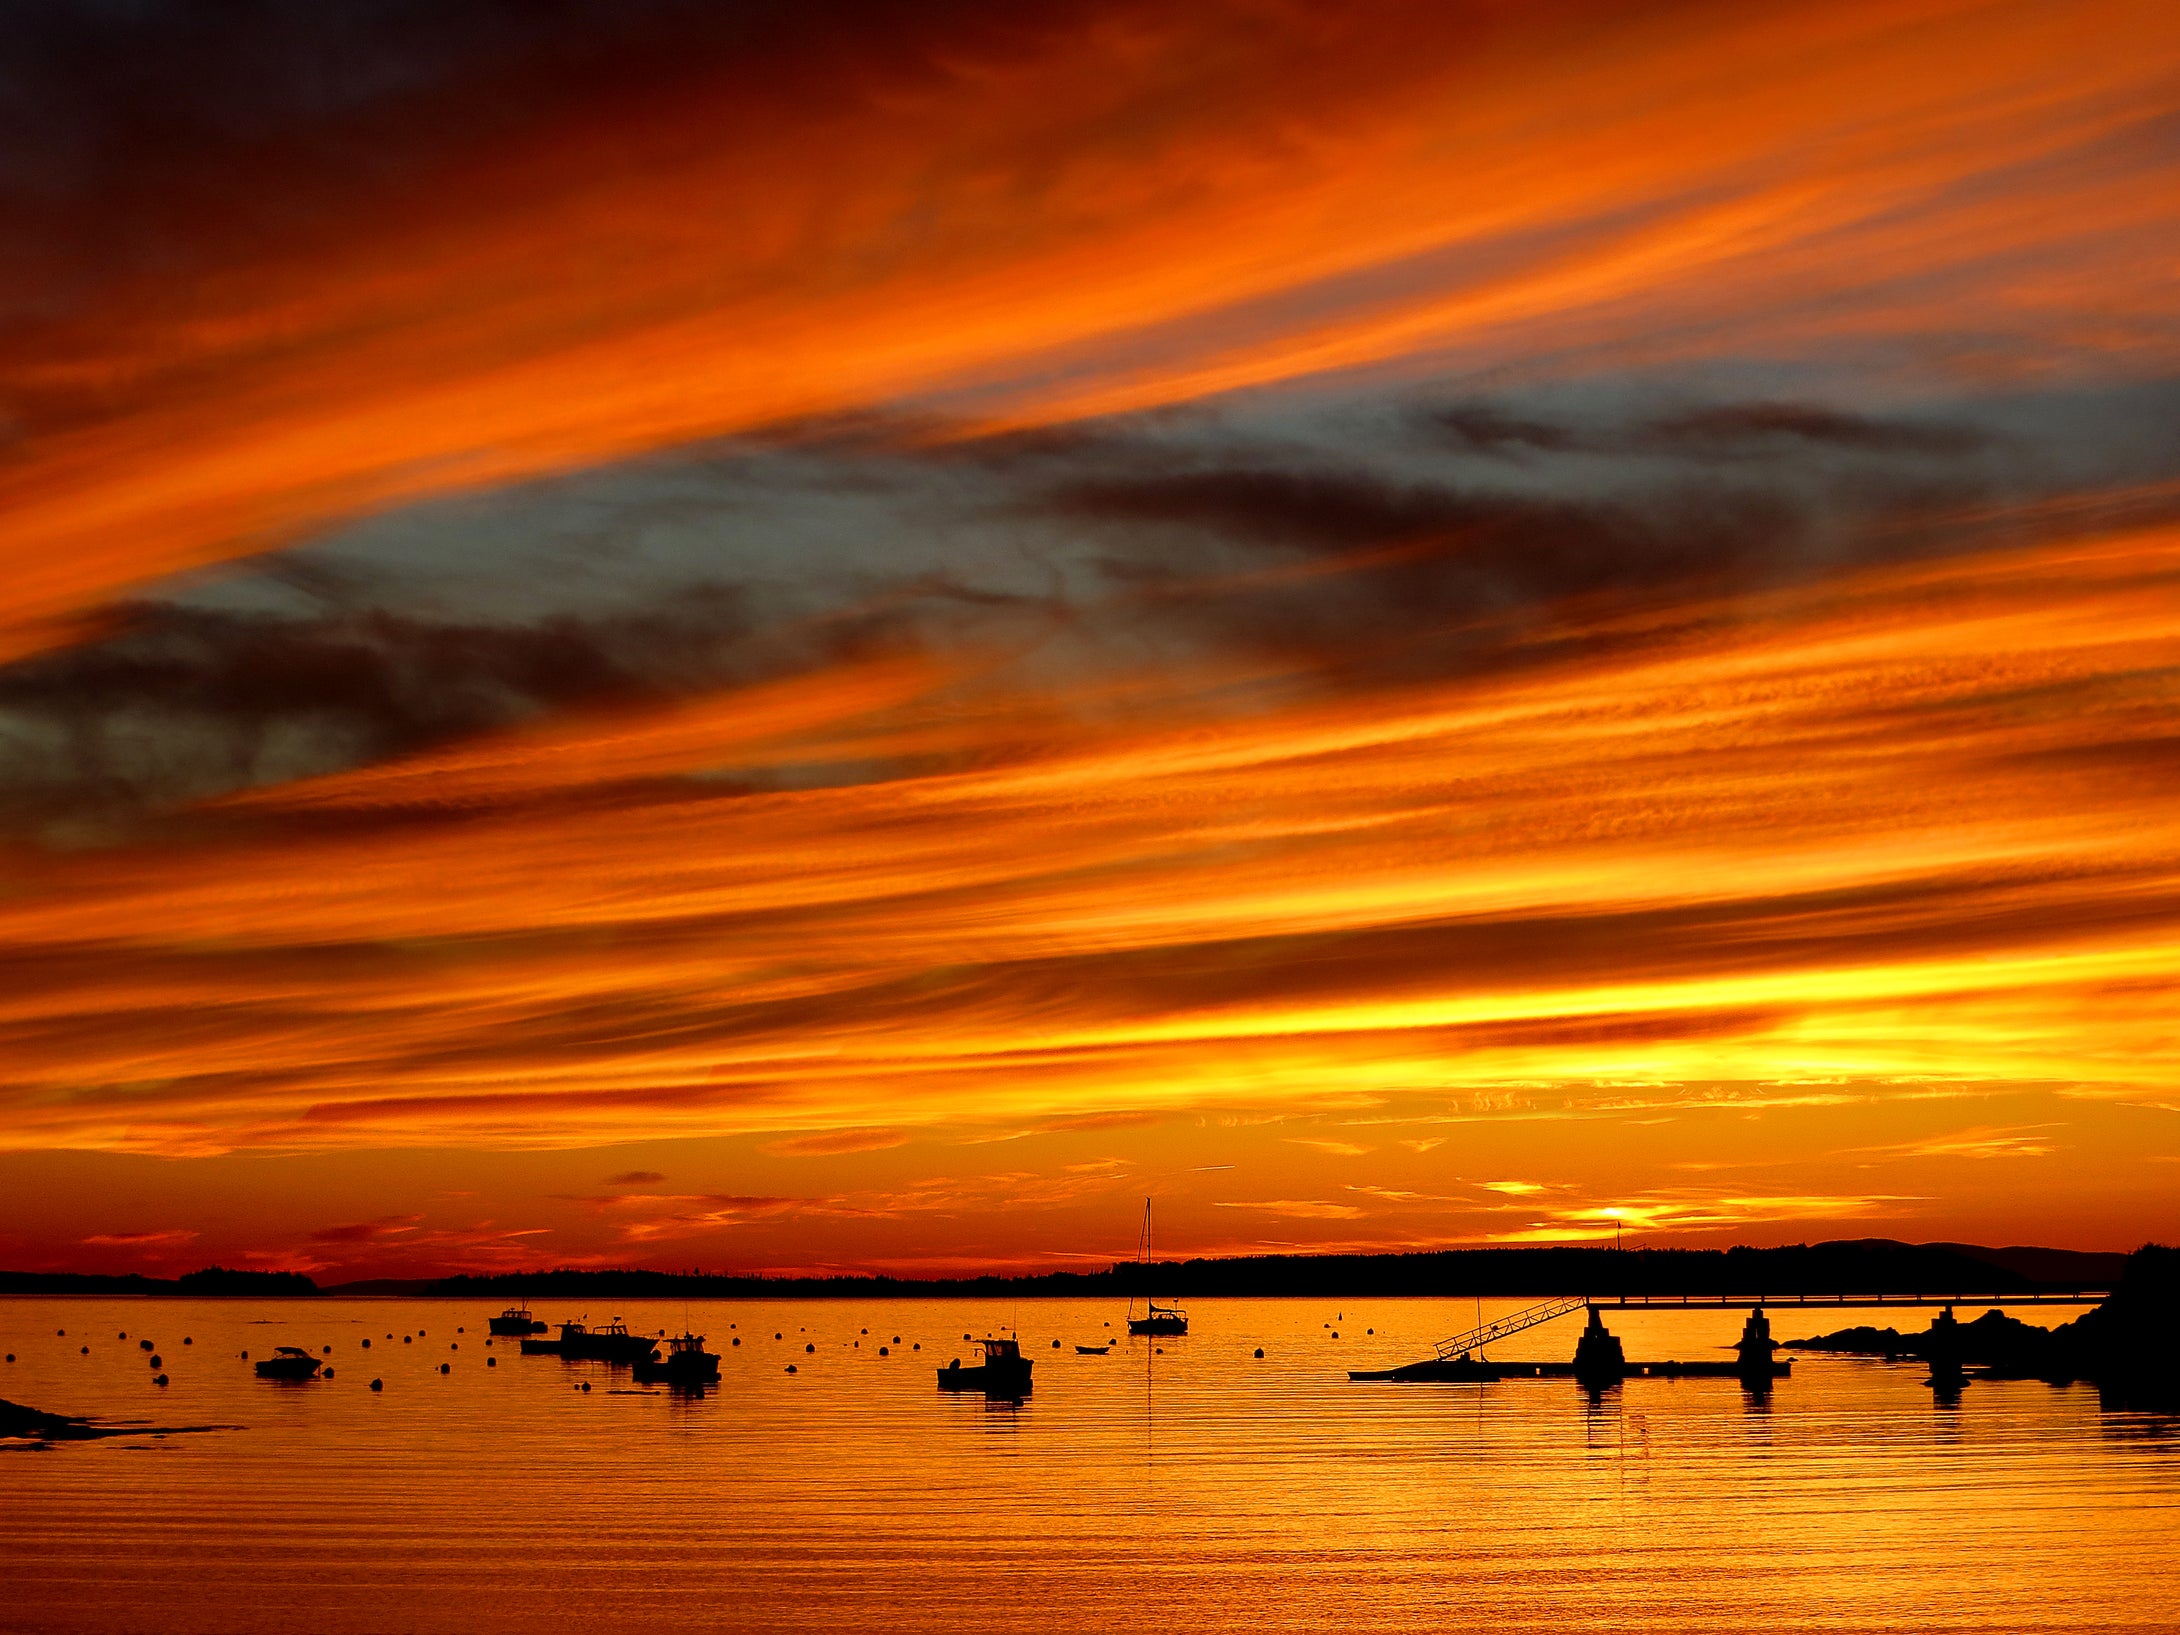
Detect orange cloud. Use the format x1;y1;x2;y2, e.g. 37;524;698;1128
2;516;2180;1170
3;0;2177;661
4;0;2180;1271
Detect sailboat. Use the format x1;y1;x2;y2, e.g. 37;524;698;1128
1125;1197;1188;1336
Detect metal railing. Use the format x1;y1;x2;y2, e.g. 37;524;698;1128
1432;1293;1589;1360
1591;1290;2108;1310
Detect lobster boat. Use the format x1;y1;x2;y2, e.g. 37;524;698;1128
633;1332;720;1386
936;1336;1033;1396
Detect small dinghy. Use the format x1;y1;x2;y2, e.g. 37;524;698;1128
1075;1344;1111;1355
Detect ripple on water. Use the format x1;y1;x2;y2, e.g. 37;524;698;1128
0;1296;2174;1634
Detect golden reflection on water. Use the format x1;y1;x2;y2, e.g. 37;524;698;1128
2;1298;2176;1633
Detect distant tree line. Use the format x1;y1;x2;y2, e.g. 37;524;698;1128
0;1241;2129;1301
422;1239;2124;1301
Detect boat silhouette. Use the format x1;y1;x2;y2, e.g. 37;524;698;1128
253;1346;323;1380
633;1332;720;1386
1125;1198;1188;1336
524;1319;659;1363
487;1304;547;1336
937;1335;1033;1396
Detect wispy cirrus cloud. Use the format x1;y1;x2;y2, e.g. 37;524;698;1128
1213;1199;1366;1220
80;1228;197;1248
762;1129;914;1157
1841;1125;2065;1163
309;1214;424;1245
1487;1190;1920;1243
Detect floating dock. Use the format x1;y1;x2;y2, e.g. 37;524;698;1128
1350;1299;1791;1385
1349;1357;1790;1382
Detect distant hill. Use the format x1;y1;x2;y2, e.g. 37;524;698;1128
1922;1241;2131;1287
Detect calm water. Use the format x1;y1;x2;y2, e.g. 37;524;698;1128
2;1297;2176;1633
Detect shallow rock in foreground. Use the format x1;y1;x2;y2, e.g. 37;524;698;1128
0;1396;218;1444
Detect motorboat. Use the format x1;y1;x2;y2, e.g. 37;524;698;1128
253;1346;323;1380
488;1305;548;1336
554;1319;661;1364
633;1332;719;1387
936;1336;1033;1396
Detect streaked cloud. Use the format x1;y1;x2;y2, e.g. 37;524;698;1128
1492;1191;1918;1242
1212;1199;1367;1220
1843;1124;2065;1162
309;1214;424;1245
80;1228;197;1248
1;0;2177;1271
763;1130;914;1157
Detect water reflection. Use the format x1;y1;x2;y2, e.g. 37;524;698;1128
0;1296;2173;1635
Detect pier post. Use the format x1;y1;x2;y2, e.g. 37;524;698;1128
1572;1304;1627;1389
1924;1304;1966;1394
1736;1305;1779;1387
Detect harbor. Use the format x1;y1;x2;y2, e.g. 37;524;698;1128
3;1286;2175;1634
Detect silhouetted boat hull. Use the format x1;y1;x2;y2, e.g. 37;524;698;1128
633;1332;719;1385
937;1336;1032;1396
488;1306;547;1336
253;1347;323;1380
562;1331;661;1364
543;1320;659;1363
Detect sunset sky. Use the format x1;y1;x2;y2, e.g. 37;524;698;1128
3;0;2178;1278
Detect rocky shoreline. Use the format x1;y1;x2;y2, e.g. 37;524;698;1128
1786;1244;2178;1410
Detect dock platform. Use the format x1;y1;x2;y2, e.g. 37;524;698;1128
1350;1358;1792;1382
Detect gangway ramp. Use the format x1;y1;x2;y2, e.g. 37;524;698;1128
1431;1293;1588;1361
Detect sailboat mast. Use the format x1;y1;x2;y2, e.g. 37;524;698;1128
1128;1196;1152;1325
